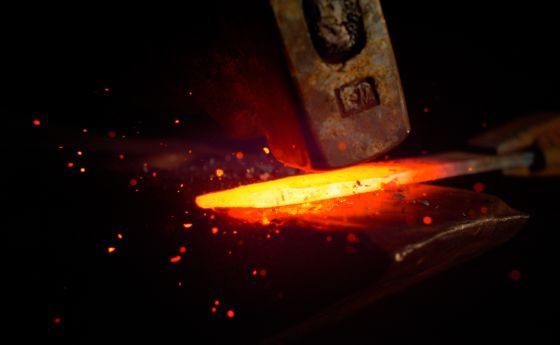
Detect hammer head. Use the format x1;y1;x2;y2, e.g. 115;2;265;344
267;0;409;170
193;0;408;171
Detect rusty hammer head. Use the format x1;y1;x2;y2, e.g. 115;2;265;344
194;0;409;171
266;0;409;170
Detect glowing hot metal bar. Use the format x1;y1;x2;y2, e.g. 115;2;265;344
195;151;534;209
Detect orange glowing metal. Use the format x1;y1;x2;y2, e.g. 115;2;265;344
196;152;534;209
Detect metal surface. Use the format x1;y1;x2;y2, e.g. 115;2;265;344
196;151;535;209
469;113;560;176
214;184;529;343
270;0;410;169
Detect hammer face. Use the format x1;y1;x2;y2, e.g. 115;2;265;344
270;0;409;170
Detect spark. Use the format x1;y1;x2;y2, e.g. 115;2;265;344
211;307;217;313
215;169;224;177
33;119;41;126
107;247;116;253
235;152;244;160
214;299;220;306
169;255;182;263
77;151;83;156
174;119;180;125
211;227;219;235
227;310;235;318
182;223;193;229
423;216;433;225
346;233;359;243
473;182;485;193
79;168;86;173
82;128;88;133
262;147;270;154
129;178;138;186
67;162;74;168
104;87;110;92
117;233;123;239
179;246;187;253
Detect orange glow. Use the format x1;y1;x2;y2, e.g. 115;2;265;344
215;169;224;177
263;147;270;154
195;152;533;209
235;151;244;160
107;247;116;253
117;233;123;239
169;255;182;263
337;142;347;151
183;223;193;229
211;227;219;235
227;310;235;318
423;216;433;225
79;168;86;173
77;151;83;156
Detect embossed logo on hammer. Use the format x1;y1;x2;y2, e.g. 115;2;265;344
335;78;380;117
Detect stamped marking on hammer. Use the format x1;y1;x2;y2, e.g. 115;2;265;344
335;77;380;117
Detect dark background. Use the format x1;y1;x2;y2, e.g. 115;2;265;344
7;1;559;343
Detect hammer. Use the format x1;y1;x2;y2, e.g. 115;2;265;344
195;0;408;171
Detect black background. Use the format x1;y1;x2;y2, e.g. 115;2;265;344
7;1;559;343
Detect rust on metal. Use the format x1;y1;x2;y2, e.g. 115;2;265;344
270;0;410;169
